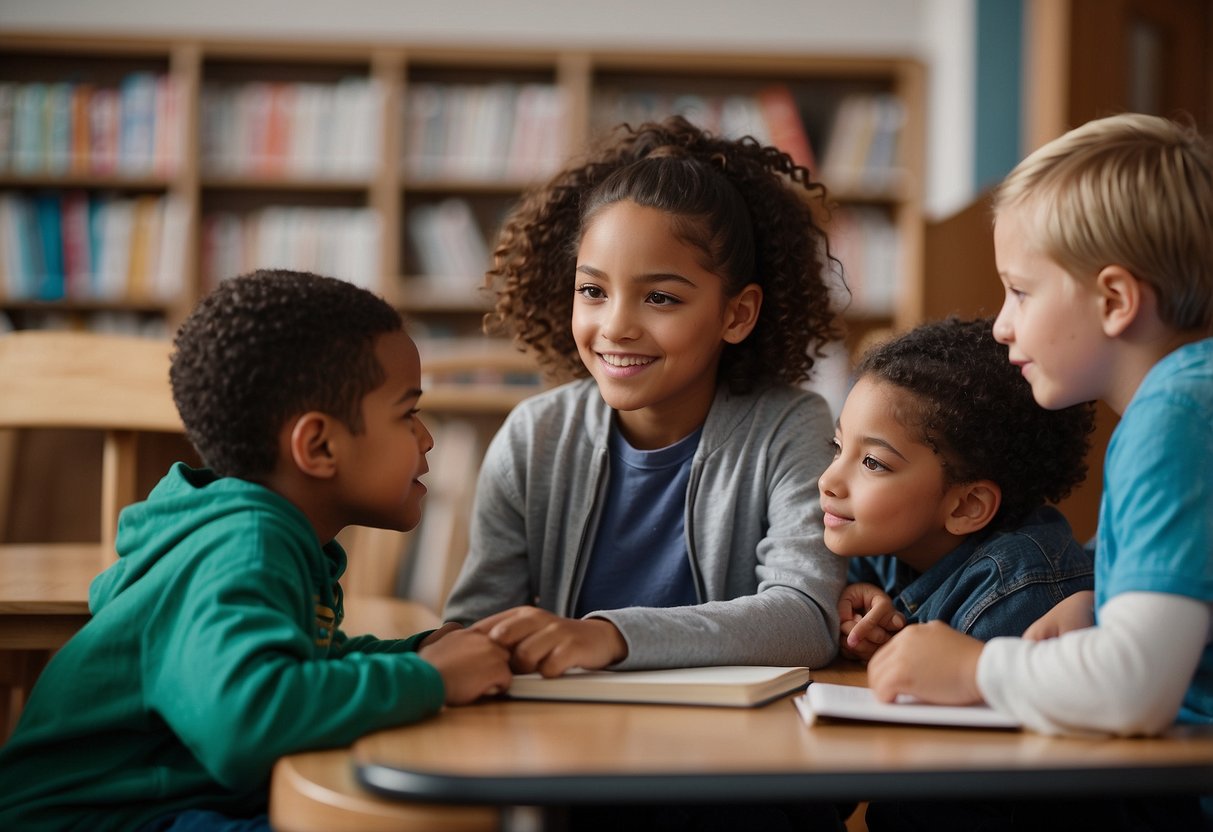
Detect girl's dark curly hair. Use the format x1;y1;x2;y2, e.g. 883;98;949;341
485;115;840;393
856;316;1095;531
170;269;404;480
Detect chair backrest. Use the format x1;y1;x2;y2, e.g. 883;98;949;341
0;330;182;566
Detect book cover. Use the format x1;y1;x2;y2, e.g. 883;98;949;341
0;83;15;171
88;86;121;175
795;682;1020;729
13;82;46;173
70;83;94;173
119;73;157;174
756;84;816;173
152;75;182;176
61;190;92;298
95;198;135;300
125;195;159;302
0;193;30;298
506;665;812;708
44;82;73;174
33;193;64;301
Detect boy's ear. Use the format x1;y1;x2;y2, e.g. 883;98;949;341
287;412;339;479
944;480;1001;536
1095;265;1143;337
722;283;763;345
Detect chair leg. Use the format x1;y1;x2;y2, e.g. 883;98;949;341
0;648;52;745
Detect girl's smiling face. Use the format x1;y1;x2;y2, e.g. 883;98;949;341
818;376;970;573
572;200;759;449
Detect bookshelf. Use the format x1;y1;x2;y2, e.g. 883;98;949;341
0;32;925;611
0;32;925;380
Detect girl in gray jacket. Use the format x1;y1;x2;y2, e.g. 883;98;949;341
444;115;847;676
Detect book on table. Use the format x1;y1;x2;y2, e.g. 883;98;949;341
505;665;812;708
795;682;1020;729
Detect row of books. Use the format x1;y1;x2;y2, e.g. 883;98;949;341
0;74;182;176
0;190;189;303
403;82;567;181
200;206;381;290
591;84;817;170
0;77;903;197
818;93;906;191
828;206;901;317
200;79;383;179
592;87;905;192
406;197;490;282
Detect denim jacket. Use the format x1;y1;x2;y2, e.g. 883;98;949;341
847;506;1094;640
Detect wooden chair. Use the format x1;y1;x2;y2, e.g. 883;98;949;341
0;330;452;738
0;329;184;738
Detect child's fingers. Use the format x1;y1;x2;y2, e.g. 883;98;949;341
847;608;893;647
476;607;552;648
838;597;855;623
509;625;565;675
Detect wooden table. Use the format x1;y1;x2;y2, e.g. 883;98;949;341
270;662;1213;831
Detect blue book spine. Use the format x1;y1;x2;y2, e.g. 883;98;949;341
33;192;64;300
119;73;156;173
14;196;40;298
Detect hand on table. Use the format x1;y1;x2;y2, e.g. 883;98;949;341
418;627;512;705
867;621;984;706
838;582;906;662
1023;590;1095;640
471;606;628;677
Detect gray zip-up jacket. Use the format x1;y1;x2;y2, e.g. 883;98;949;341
443;378;845;669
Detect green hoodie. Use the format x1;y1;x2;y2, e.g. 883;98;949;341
0;463;445;831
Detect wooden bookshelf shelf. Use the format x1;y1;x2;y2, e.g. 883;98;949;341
0;30;926;391
0;173;175;190
199;176;374;192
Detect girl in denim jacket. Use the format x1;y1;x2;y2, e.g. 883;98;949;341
820;316;1095;661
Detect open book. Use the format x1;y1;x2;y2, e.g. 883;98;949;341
795;682;1020;729
506;665;811;708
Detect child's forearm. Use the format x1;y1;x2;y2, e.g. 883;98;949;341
978;592;1210;736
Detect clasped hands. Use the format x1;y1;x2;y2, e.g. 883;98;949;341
471;605;629;676
418;606;628;706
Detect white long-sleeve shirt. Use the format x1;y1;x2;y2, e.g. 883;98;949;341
977;592;1212;736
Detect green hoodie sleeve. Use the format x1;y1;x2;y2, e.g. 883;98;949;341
334;630;430;656
145;530;445;790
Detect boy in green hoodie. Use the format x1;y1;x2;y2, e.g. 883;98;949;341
0;269;513;832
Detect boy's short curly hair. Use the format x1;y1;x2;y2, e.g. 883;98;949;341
857;317;1095;531
485;115;840;394
169;269;403;480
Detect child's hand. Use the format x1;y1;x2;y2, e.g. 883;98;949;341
838;582;906;662
867;621;984;705
471;606;628;677
418;628;512;705
1022;590;1095;640
418;621;463;647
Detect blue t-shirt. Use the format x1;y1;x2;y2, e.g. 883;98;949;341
1096;337;1213;725
574;425;702;617
848;505;1093;640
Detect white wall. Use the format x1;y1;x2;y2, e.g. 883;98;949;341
0;0;977;216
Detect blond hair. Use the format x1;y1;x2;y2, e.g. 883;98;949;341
994;113;1213;333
